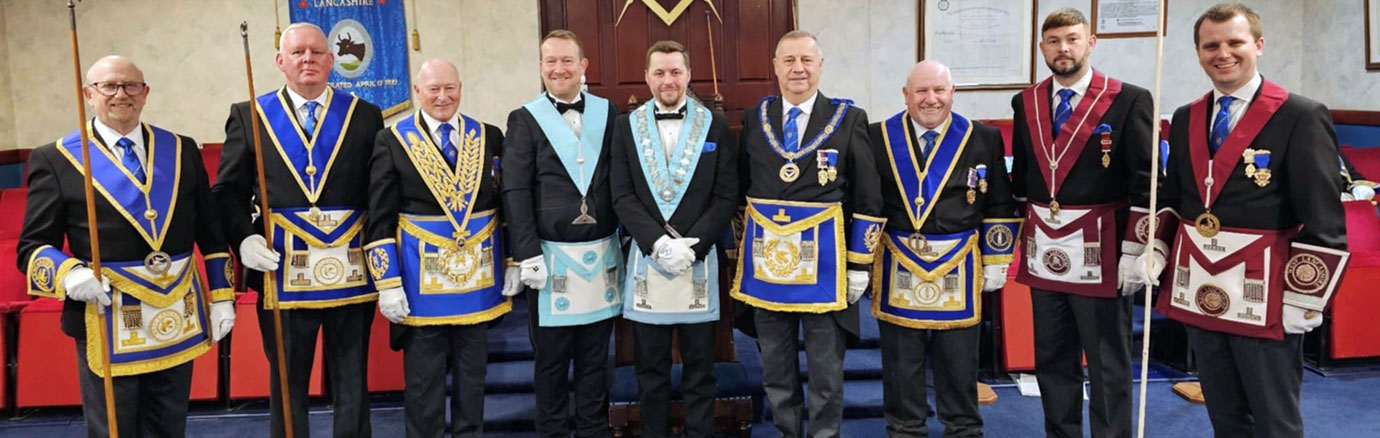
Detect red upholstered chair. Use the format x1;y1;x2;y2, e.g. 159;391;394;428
200;143;223;183
1343;146;1380;179
366;308;405;392
14;298;81;407
228;291;325;399
1323;201;1380;360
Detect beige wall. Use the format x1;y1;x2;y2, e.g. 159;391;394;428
799;0;1366;121
0;0;540;149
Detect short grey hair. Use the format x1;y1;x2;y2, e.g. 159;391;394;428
279;22;327;52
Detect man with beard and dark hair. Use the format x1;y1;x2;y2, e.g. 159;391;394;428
1140;4;1349;436
1009;8;1155;438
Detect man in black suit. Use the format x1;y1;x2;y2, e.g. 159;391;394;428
366;58;519;438
19;55;236;438
869;60;1020;438
731;30;883;438
1008;9;1155;438
609;40;737;438
501;30;622;438
212;22;384;438
1140;4;1349;437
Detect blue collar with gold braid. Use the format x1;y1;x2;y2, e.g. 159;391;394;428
880;111;973;231
389;111;486;236
757;95;851;162
256;87;359;205
56;121;181;250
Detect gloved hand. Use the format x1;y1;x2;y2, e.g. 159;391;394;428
209;301;236;342
653;235;700;274
846;270;869;304
1282;304;1324;334
64;266;111;308
1353;185;1376;201
502;265;524;297
377;287;410;323
1117;254;1146;295
1135;249;1167;287
981;265;1008;292
239;234;281;272
519;255;547;290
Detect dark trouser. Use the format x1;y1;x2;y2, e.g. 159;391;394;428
878;321;982;438
1030;289;1132;438
402;323;489;438
1186;326;1304;438
258;301;374;438
528;295;615;438
754;307;846;438
76;339;194;438
633;321;717;438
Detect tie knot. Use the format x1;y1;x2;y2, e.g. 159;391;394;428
1217;95;1235;110
116;137;134;148
1057;88;1076;102
438;122;454;136
787;107;803;119
305;101;319;112
921;131;939;144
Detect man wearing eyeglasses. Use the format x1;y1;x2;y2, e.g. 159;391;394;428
212;22;385;437
17;55;236;437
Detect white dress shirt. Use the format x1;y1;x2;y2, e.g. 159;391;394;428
909;115;952;159
1212;73;1262;133
94;118;146;168
284;86;329;132
549;92;584;138
655;99;687;159
1051;68;1093;111
781;93;818;143
420;111;461;155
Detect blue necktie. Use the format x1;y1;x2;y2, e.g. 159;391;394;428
920;130;939;159
303;101;320;136
1211;96;1236;155
1052;88;1076;138
117;137;145;183
783;107;803;152
438;123;458;168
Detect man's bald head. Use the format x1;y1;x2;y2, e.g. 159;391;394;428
901;60;955;130
414;58;463;122
84;55;148;135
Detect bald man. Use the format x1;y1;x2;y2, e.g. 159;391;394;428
213;22;385;437
18;56;235;437
868;61;1018;437
365;58;516;437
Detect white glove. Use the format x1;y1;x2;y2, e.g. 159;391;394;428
64;266;111;308
1117;254;1146;295
653;235;700;274
519;255;548;290
981;265;1008;292
846;270;869;304
239;234;281;272
1353;185;1376;201
1282;305;1324;334
209;301;236;342
377;287;410;323
1135;249;1167;287
502;265;524;297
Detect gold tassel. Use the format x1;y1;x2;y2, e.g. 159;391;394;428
412;28;421;51
274;26;282;50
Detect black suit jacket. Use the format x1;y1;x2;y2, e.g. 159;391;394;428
366;115;506;349
734;92;881;340
610;105;737;259
1010;79;1155;247
212;88;385;292
18;126;229;337
500;93;621;261
1162;90;1346;249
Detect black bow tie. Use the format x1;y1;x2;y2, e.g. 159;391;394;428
552;98;584;114
654;111;685;121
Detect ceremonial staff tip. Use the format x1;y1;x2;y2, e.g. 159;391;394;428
241;21;249;35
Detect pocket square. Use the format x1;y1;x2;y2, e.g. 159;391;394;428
703;142;717;152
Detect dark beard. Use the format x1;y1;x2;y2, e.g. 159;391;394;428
1047;57;1085;78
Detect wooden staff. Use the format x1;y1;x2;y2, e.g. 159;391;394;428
704;9;724;112
62;1;118;436
1136;2;1169;437
240;22;295;438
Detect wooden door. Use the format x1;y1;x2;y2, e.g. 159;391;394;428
540;0;795;128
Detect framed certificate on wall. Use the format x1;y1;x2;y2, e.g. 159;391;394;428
1368;0;1380;70
1092;0;1166;38
919;0;1037;90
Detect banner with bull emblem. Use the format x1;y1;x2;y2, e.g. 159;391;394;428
290;0;411;117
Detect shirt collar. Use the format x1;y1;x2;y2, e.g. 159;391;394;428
1051;69;1094;98
782;92;818;117
284;86;329;112
93;117;143;150
420;111;461;139
909;114;952;141
548;91;583;105
1213;73;1262;107
655;98;687;114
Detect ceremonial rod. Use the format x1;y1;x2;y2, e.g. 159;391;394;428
705;9;721;98
63;1;118;435
240;22;296;438
1136;2;1169;437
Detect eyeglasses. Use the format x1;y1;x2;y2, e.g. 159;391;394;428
89;81;148;96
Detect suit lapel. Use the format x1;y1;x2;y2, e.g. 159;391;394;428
802;92;830;143
768;98;786;145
